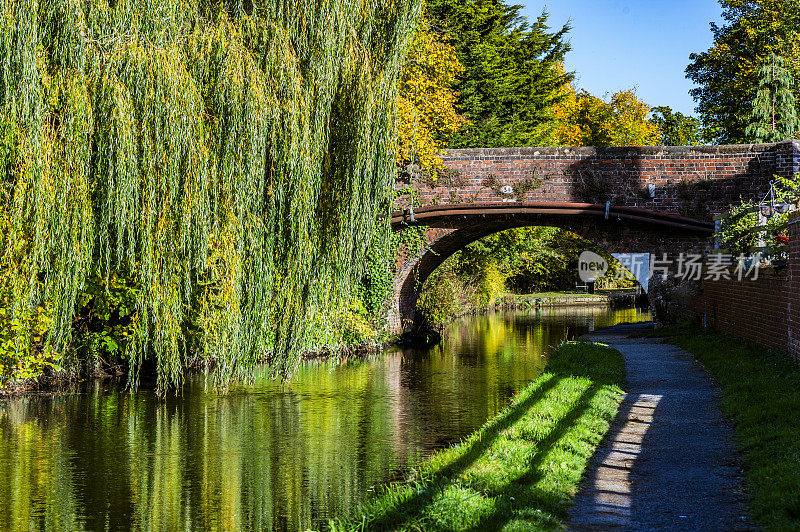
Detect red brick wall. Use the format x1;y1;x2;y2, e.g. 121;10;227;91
788;214;800;361
701;271;789;352
396;141;800;219
698;212;800;357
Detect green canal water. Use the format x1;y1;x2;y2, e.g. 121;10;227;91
0;307;650;531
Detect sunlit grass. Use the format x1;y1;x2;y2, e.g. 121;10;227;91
331;340;626;531
648;324;800;530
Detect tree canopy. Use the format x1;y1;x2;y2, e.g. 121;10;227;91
650;106;704;146
552;84;661;147
686;0;800;143
426;0;572;148
396;13;467;173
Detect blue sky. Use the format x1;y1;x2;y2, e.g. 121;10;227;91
521;0;724;116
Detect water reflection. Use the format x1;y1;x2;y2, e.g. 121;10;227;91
0;307;649;531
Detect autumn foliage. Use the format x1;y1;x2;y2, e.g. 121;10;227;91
552;76;661;147
397;14;467;172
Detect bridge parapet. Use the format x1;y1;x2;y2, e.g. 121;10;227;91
395;141;800;220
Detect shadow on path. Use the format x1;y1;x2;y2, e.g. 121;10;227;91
568;324;755;531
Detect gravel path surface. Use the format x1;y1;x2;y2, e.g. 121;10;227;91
568;323;756;531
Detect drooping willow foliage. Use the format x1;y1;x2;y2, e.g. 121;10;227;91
0;0;420;391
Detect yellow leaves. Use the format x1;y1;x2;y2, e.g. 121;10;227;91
396;15;467;170
551;80;582;147
551;77;660;147
608;89;662;146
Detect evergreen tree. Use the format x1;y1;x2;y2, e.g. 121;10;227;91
426;0;572;147
746;53;799;142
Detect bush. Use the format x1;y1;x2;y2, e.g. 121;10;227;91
416;266;467;331
0;301;63;386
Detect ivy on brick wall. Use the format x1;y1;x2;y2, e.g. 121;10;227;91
575;170;613;203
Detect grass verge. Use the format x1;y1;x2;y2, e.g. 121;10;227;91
647;323;800;530
332;340;626;531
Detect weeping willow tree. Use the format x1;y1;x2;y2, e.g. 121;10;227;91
0;0;420;392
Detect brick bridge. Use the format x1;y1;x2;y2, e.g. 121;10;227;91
388;140;800;334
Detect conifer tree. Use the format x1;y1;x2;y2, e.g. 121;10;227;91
686;0;800;144
746;53;799;142
426;0;572;148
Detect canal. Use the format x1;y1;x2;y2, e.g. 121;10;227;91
0;307;650;531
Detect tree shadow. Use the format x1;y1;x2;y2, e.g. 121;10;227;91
564;144;784;223
364;373;563;530
464;383;602;531
362;349;614;531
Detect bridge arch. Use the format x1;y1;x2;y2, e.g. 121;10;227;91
388;202;715;334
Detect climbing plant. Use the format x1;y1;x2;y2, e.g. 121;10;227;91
716;174;800;259
0;0;420;392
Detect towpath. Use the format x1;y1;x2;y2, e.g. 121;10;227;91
568;323;755;531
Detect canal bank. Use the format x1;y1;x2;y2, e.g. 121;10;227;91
336;339;628;531
491;290;646;311
348;319;766;532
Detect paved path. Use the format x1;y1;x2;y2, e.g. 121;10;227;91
568;323;756;531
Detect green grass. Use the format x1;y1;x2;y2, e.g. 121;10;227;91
646;324;800;530
332;341;626;531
